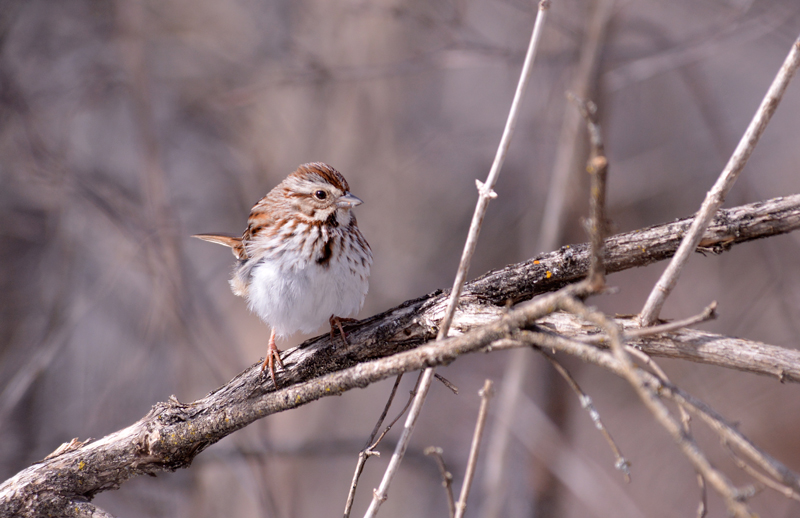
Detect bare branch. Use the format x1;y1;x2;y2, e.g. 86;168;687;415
639;34;800;325
622;302;717;340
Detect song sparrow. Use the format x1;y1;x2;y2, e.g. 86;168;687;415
194;163;372;384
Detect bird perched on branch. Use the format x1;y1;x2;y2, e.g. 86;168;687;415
194;163;372;385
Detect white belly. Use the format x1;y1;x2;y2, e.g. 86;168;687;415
244;248;369;337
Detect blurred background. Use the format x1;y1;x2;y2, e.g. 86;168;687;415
1;0;800;516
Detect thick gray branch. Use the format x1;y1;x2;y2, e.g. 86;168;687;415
543;312;800;383
1;194;800;516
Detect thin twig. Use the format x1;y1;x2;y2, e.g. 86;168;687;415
666;383;800;496
518;326;800;499
496;329;800;506
344;452;380;518
639;34;800;326
424;447;456;518
623;302;716;339
584;301;718;345
434;373;459;395
362;3;551;516
567;93;608;288
540;353;630;482
454;380;494;518
366;375;404;448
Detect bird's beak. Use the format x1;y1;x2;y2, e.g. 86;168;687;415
337;192;364;208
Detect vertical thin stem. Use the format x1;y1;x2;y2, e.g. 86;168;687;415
454;380;494;518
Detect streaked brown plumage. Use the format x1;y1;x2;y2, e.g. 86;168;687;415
194;163;372;385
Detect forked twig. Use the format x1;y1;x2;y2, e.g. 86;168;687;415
362;2;551;516
343;375;404;518
639;34;800;326
365;375;405;448
665;383;800;497
517;325;800;505
344;377;422;517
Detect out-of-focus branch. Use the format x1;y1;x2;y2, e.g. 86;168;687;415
2;195;800;515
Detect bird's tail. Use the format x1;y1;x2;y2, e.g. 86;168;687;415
192;234;247;260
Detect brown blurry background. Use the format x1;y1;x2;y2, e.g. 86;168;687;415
1;0;800;516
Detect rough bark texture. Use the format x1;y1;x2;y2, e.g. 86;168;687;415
1;195;800;516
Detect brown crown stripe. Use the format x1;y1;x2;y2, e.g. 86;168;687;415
295;162;350;192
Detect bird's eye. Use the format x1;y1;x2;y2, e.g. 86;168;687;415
314;190;327;200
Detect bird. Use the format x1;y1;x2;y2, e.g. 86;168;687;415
194;162;372;385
